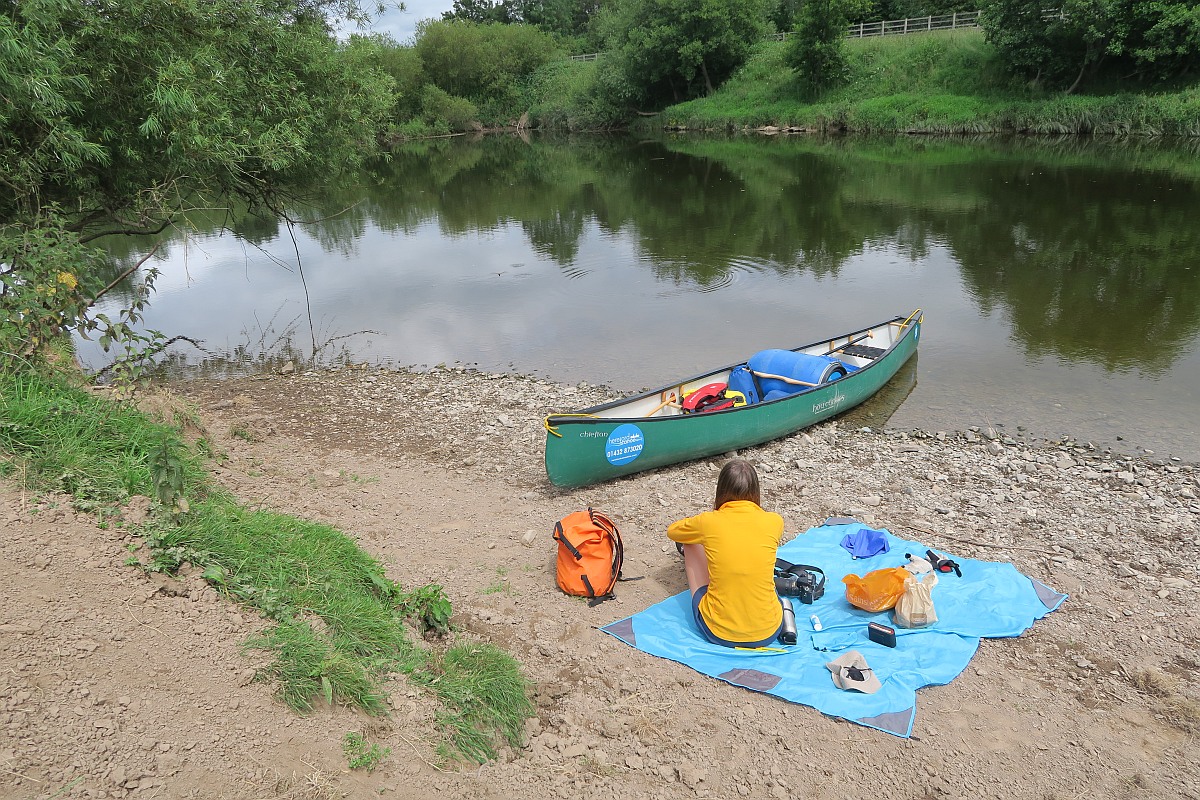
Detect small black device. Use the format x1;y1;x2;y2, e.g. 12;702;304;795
778;598;798;645
774;560;826;604
867;622;897;648
925;549;962;577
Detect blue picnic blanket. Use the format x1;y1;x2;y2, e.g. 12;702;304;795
601;520;1066;737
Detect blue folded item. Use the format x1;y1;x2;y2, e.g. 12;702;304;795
840;525;891;558
601;521;1066;737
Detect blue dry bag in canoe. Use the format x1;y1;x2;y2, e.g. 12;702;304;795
747;349;847;400
727;366;760;405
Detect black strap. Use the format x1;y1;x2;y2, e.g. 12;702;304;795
774;559;826;593
591;509;620;581
553;521;583;560
749;368;765;402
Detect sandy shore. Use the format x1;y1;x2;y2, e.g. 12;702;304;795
2;365;1198;799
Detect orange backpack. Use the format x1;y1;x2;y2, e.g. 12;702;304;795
553;508;625;603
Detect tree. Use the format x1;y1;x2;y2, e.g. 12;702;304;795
598;0;769;108
346;33;428;120
442;0;518;23
981;0;1200;91
442;0;603;39
1111;0;1200;80
770;0;802;32
519;0;604;40
414;19;563;119
785;0;867;97
1;0;395;364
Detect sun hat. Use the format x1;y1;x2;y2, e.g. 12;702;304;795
840;526;891;559
826;650;882;694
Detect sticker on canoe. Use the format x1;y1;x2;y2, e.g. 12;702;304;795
605;424;645;466
812;387;847;414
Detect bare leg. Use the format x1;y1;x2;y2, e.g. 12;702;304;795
681;543;710;594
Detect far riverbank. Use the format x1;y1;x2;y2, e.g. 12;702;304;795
598;32;1200;136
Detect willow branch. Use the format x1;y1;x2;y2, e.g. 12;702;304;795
90;244;160;305
79;218;173;244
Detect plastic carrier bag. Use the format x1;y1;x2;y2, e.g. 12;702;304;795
893;572;938;628
842;567;910;612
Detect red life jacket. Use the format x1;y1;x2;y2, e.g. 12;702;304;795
682;383;737;414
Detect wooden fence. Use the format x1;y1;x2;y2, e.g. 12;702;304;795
771;10;982;41
571;9;989;60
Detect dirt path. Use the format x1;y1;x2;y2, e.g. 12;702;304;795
3;366;1199;799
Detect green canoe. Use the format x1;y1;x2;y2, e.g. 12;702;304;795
543;309;922;488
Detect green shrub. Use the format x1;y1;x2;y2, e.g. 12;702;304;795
421;85;479;132
415;19;563;122
523;59;628;131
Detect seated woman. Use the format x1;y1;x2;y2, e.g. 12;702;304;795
667;459;785;647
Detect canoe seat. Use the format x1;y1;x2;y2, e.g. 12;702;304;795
839;344;886;360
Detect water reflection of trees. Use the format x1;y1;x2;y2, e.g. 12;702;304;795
937;158;1200;374
125;133;1200;375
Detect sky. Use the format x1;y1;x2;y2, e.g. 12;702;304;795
337;1;456;44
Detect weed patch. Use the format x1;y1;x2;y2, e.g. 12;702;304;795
0;370;206;507
342;731;391;772
415;643;534;764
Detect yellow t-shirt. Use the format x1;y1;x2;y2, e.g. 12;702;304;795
667;500;784;643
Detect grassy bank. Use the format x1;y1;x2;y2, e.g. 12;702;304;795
528;30;1200;136
0;367;532;764
664;31;1200;135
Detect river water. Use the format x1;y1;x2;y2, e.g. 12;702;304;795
81;133;1200;461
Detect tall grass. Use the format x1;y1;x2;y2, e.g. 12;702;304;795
0;371;206;504
416;643;534;763
647;31;1200;136
0;367;532;763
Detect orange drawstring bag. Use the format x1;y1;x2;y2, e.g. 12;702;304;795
842;567;911;612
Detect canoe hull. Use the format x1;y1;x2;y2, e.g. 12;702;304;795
544;313;921;488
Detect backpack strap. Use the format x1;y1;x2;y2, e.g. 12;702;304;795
587;510;642;603
552;520;583;560
749;369;765;403
590;508;622;594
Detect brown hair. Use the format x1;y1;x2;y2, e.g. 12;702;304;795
713;459;760;510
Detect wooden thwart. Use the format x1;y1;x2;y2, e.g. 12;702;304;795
645;394;681;417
